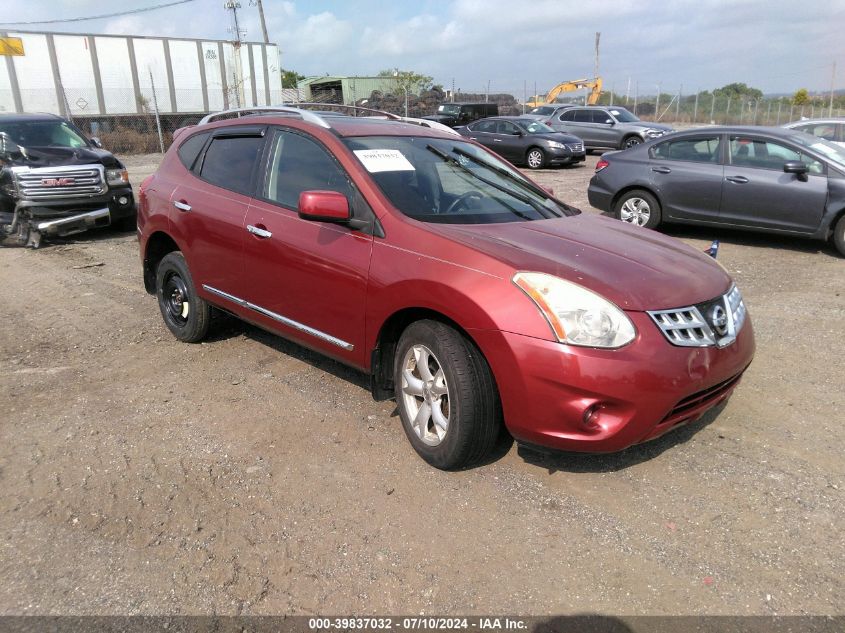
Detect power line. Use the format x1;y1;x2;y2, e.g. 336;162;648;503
0;0;196;26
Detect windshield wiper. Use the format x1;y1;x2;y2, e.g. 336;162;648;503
425;144;553;220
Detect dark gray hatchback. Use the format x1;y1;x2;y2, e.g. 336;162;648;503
588;126;845;256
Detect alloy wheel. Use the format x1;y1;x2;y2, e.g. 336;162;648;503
400;344;450;446
527;150;544;169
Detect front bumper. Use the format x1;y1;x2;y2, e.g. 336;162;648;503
548;149;587;166
471;310;755;453
37;207;111;236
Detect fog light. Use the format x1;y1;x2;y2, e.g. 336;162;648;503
117;196;129;206
582;403;603;429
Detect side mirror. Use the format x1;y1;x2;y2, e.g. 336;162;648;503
604;118;615;125
783;160;809;181
298;190;351;223
90;136;103;148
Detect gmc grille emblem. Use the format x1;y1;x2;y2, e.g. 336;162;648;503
41;177;75;187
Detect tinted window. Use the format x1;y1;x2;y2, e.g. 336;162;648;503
177;132;209;170
730;136;824;174
571;110;592;123
653;136;721;163
498;122;520;135
200;135;263;194
592;110;613;124
470;120;497;133
559;110;576;121
265;130;352;210
531;106;555;115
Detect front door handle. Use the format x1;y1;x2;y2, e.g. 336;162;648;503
247;224;272;239
173;200;191;212
651;166;672;174
725;175;749;184
492;138;502;142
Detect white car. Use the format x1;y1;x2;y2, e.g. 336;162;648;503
782;118;845;148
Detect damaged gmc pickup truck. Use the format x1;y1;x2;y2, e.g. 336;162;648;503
0;113;136;247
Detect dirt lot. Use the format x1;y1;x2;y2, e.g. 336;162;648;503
0;152;842;616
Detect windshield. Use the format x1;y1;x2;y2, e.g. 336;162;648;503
437;104;461;115
529;106;554;115
607;108;640;123
516;120;555;134
0;120;89;148
343;136;576;224
789;132;845;169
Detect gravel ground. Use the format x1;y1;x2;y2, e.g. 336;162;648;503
0;151;842;616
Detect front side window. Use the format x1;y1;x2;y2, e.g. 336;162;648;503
264;130;352;210
200;135;264;195
729;136;823;173
592;110;613;124
498;122;520;135
571;110;592;123
344;136;576;224
653;136;721;163
437;104;460;115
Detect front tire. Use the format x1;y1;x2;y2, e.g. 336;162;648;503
394;320;501;470
621;135;643;150
833;214;845;257
155;251;211;343
614;189;662;229
525;147;546;170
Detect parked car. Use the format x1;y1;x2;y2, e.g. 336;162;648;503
547;105;674;151
587;126;845;256
422;102;498;128
521;104;575;121
456;116;585;169
0;113;135;247
139;106;754;470
782;118;845;147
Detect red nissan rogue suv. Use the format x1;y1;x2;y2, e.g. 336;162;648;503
138;106;755;470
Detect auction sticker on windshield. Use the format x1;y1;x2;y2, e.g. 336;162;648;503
354;149;415;172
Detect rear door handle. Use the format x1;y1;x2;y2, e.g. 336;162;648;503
247;224;272;239
173;200;191;212
651;166;672;174
725;176;749;184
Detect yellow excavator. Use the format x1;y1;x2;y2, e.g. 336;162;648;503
526;78;603;108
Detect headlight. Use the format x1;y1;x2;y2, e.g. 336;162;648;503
644;129;664;138
513;272;636;348
106;168;129;186
547;141;566;149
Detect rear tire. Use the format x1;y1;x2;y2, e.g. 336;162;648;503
526;147;546;170
393;320;502;470
833;214;845;256
614;189;662;229
155;252;211;343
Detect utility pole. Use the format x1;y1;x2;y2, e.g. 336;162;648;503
594;32;600;80
625;76;631;105
829;60;837;117
225;1;247;107
250;0;269;44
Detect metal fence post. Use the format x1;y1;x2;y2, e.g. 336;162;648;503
753;99;759;125
726;96;731;124
766;101;771;125
149;70;165;154
693;91;699;123
710;93;715;123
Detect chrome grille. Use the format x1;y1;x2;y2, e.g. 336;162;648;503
566;142;584;152
649;285;747;348
13;164;106;200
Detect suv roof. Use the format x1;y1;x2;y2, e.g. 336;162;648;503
0;112;64;123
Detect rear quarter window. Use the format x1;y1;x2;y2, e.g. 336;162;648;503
177;132;209;170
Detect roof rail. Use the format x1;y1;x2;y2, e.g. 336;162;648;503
197;103;408;129
198;106;332;128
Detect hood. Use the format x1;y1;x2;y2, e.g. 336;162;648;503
531;132;582;144
628;121;674;132
2;145;122;169
426;214;732;311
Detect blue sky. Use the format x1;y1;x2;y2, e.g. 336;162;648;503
3;0;845;96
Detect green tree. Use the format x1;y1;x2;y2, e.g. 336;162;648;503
281;69;305;89
792;88;810;105
378;68;434;96
713;82;763;101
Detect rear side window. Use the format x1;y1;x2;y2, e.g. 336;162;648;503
177;132;209;170
470;120;496;133
653;136;722;163
571;110;592;123
200;135;264;195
